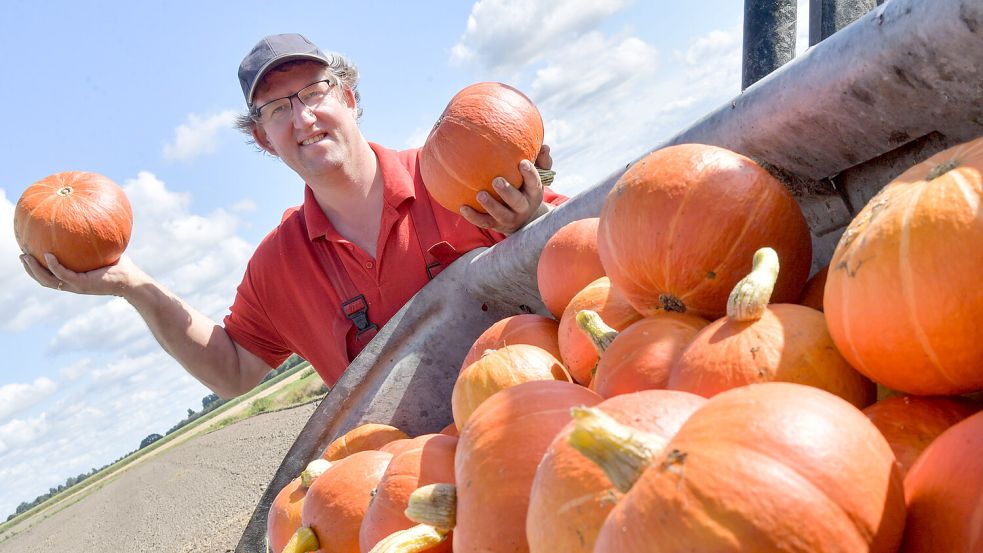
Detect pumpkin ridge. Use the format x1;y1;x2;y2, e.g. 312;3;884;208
659;162;701;306
665;444;877;549
674;189;774;311
949;168;981;212
428;118;480;195
452;112;530;177
897;182;953;386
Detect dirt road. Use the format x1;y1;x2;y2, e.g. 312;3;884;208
0;402;318;553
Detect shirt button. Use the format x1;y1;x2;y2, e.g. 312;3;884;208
366;261;374;269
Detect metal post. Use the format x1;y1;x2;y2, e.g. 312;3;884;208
810;0;879;45
742;0;798;89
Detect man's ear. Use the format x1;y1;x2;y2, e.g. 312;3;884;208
341;87;358;116
252;125;277;156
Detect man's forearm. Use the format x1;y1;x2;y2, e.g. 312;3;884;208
122;275;253;397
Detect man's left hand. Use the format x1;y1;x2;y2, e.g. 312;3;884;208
460;145;554;235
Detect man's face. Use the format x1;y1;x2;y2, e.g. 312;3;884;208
251;61;362;183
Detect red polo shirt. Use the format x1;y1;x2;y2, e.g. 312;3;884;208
223;143;566;386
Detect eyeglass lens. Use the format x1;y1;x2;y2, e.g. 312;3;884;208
258;80;335;125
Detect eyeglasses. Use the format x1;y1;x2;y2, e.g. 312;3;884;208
252;79;337;126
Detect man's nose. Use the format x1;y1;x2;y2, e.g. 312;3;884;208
290;96;317;126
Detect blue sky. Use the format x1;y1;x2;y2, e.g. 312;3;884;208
0;0;809;518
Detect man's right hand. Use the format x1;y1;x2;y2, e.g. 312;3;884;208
19;253;143;298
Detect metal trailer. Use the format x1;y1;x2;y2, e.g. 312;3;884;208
238;0;983;549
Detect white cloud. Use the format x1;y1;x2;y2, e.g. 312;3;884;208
451;0;631;72
162;110;238;161
0;414;49;455
0;378;58;422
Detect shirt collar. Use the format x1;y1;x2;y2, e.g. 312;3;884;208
302;142;417;241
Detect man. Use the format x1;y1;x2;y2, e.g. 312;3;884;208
20;33;563;397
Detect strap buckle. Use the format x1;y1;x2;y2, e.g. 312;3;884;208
341;294;378;337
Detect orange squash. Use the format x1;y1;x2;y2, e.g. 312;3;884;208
14;171;133;272
574;383;906;552
558;277;642;385
461;314;561;371
420;82;543;214
321;423;407;461
379;438;419;458
863;395;980;477
283;450;393;553
537;218;605;318
452;344;570;429
668;248;874;408
454;380;601;552
901;410;983;552
268;461;331;553
597;144;812;319
580;311;709;398
359;434;458;553
825;136;983;395
526;390;705;552
797;265;828;311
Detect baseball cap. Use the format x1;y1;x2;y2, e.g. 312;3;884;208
238;33;330;106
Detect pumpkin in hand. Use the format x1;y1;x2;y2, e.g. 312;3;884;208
14;171;133;272
420;82;544;214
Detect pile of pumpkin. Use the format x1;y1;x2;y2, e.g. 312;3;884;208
268;125;983;552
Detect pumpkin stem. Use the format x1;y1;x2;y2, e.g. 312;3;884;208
567;406;668;493
405;483;456;530
367;524;450;553
300;458;332;488
926;159;958;181
282;526;319;553
576;310;620;355
537;168;556;187
56;186;74;196
726;247;780;322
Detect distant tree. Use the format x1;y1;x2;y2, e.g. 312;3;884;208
140;433;163;449
202;393;220;410
187;408;195;418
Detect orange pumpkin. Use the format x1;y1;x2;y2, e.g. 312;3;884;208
668;248;874;409
584;312;709;398
461;314;561;371
576;383;906;552
797;265;828;311
321;423;407;461
420;82;543;214
439;422;459;437
379;438;419;458
537;218;606;318
863;395;980;477
268;461;331;553
284;450;393;553
14;171;133;272
454;380;601;553
597;144;812;319
825;136;983;395
359;434;458;553
558;277;642;385
901;410;983;552
452;344;570;430
526;390;705;552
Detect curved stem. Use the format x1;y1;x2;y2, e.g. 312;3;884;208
567;406;668;493
300;458;332;488
367;524;450;553
537;168;556;187
405;483;456;530
726;247;780;322
282;526;319;553
576;310;620;355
